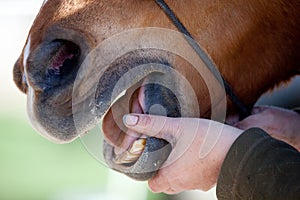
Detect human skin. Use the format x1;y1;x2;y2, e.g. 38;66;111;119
228;106;300;151
123;114;243;194
14;0;300;180
123;106;300;194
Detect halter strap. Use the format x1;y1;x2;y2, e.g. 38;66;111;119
155;0;251;119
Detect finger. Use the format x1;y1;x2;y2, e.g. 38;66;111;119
234;117;259;130
226;106;268;125
123;114;178;140
251;106;269;114
225;113;240;125
234;121;248;130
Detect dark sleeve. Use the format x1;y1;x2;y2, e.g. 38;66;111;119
293;107;300;114
216;128;300;200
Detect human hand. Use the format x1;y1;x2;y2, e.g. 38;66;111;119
123;114;242;194
228;106;300;151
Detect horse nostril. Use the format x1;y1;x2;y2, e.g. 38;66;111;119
47;40;79;74
45;39;81;88
26;39;81;91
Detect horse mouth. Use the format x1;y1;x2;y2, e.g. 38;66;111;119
101;82;174;180
102;86;146;166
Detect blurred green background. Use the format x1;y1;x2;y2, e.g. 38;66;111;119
1;1;298;200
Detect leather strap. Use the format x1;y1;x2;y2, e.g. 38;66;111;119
155;0;251;119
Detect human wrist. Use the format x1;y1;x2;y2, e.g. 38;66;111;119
213;125;243;173
197;121;243;189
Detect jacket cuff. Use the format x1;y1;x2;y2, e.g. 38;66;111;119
216;128;272;199
293;107;300;114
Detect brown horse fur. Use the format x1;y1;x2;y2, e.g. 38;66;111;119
13;0;299;145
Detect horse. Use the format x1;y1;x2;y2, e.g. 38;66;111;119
13;0;300;180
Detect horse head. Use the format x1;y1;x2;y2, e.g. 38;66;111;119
13;0;300;180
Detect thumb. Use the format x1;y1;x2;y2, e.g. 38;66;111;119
123;114;180;143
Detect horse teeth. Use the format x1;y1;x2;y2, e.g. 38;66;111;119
114;138;146;164
129;138;146;154
114;151;138;164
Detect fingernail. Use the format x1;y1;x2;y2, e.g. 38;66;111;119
123;114;139;126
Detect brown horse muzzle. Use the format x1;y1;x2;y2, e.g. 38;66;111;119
16;26;191;180
73;49;184;180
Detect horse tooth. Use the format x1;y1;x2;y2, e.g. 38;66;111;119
129;138;146;154
114;151;139;164
113;138;146;165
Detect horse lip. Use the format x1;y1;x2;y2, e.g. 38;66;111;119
103;137;172;181
100;80;178;180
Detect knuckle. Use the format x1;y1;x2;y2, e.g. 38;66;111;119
235;122;246;130
148;177;162;193
148;181;157;192
161;118;182;145
139;115;152;127
148;170;171;193
164;118;179;134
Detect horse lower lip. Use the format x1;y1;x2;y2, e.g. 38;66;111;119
102;74;178;180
